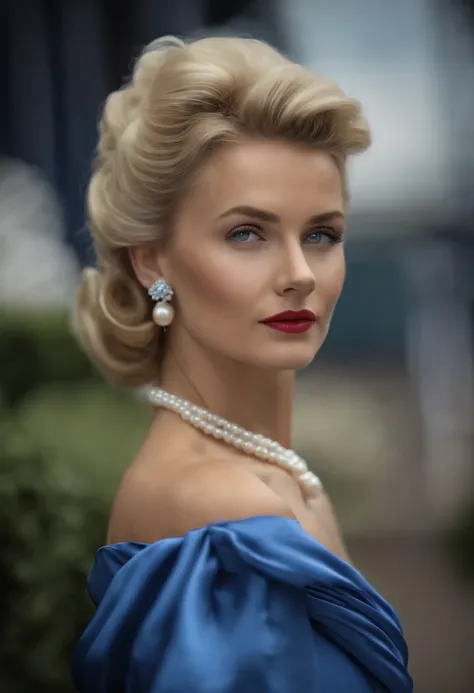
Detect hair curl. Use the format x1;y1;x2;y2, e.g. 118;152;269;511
73;35;371;386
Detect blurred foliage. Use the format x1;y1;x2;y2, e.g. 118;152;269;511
0;413;103;693
0;310;94;408
0;310;150;692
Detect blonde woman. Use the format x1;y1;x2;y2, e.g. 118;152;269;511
71;36;412;692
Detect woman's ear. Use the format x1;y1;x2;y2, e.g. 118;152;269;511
129;242;169;290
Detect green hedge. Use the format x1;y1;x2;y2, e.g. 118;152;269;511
0;310;150;692
0;414;103;693
0;310;95;408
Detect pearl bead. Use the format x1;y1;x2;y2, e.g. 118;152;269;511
291;460;306;473
152;303;175;327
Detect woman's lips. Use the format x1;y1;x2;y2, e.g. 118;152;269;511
260;310;317;334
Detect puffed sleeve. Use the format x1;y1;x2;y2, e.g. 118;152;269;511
71;515;412;693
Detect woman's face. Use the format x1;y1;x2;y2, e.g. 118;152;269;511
162;138;346;371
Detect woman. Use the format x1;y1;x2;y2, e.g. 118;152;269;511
71;36;412;692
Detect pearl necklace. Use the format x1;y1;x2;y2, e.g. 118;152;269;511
146;386;322;498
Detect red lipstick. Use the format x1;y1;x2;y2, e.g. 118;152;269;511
260;309;317;334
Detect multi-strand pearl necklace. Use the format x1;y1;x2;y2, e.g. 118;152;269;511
146;386;322;498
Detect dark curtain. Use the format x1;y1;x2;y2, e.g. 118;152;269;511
0;0;273;267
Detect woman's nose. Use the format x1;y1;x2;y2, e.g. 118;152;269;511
275;245;316;298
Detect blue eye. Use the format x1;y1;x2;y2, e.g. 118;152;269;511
228;227;261;243
304;229;342;245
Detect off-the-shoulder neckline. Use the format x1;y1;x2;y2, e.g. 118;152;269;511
101;514;302;551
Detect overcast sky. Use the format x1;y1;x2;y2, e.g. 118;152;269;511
280;0;474;219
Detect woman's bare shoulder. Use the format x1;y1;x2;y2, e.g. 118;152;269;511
106;455;295;545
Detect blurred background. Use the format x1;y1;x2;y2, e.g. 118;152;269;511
1;1;474;691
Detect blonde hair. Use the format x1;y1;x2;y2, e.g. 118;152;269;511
73;35;371;386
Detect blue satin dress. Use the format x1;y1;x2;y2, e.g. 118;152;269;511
71;515;413;692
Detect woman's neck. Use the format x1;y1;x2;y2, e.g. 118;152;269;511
159;339;295;448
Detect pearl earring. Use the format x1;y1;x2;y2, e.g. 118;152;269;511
148;279;175;327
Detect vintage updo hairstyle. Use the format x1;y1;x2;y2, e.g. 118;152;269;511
73;35;371;387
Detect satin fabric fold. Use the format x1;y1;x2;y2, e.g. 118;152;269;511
71;515;412;692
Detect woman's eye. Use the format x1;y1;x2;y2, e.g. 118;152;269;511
228;227;262;243
304;228;342;245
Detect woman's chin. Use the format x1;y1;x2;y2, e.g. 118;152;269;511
256;343;321;371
